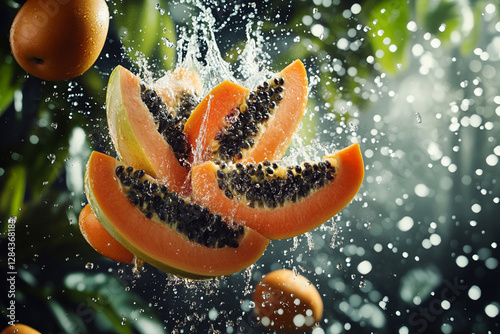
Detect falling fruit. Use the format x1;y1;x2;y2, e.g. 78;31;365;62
1;324;41;334
9;0;109;81
253;269;324;332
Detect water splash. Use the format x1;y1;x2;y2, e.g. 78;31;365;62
47;154;56;164
117;1;270;97
415;112;422;123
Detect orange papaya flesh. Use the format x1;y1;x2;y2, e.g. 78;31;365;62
184;80;250;164
106;65;201;195
84;151;270;279
240;59;308;164
184;59;308;165
190;142;364;240
79;204;136;265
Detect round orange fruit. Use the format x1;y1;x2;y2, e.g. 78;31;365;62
79;204;135;265
253;269;324;332
1;324;41;334
9;0;109;81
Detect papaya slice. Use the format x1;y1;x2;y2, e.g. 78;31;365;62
79;204;136;265
184;81;250;164
190;142;364;240
184;59;308;165
84;151;270;279
106;65;202;195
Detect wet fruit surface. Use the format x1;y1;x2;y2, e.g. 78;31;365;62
9;0;109;81
191;143;364;239
85;151;269;279
184;60;308;165
82;59;362;277
253;269;324;332
106;65;201;195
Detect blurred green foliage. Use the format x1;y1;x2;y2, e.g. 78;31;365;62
0;0;490;332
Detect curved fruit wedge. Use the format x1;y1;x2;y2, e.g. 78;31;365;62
84;151;270;279
184;80;249;164
191;142;364;240
184;59;308;165
79;204;136;265
106;65;201;195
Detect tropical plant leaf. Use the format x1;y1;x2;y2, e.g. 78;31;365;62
64;272;165;333
0;60;24;117
112;0;177;73
0;164;25;225
367;0;410;74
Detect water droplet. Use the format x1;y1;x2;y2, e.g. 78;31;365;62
359;280;366;288
85;262;94;270
351;274;356;279
415;112;422;123
161;37;175;48
51;122;58;129
336;263;343;270
155;3;165;15
47;153;56;164
349;122;358;132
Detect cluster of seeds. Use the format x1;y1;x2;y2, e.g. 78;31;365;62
140;84;197;167
176;91;200;122
215;159;336;209
115;165;243;248
215;77;286;161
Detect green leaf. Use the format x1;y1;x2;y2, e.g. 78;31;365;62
158;13;177;70
64;272;165;333
459;2;482;55
0;164;25;224
416;0;458;35
0;58;24;117
48;299;88;334
113;0;177;71
416;0;478;52
367;0;410;74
